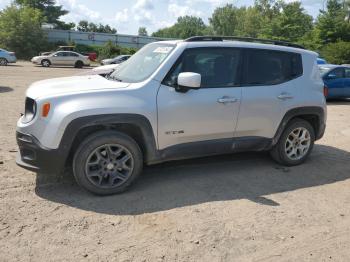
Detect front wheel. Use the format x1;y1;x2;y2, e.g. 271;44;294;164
270;118;315;166
73;131;143;195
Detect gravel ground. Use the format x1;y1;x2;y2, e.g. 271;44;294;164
1;62;350;262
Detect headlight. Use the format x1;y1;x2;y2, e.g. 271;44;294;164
22;97;37;123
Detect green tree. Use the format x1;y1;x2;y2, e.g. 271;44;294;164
138;27;148;36
209;4;240;36
152;16;207;38
77;20;89;32
15;0;71;29
254;0;281;21
320;41;350;64
0;5;48;58
315;0;350;43
98;40;121;60
260;2;313;42
77;20;117;33
209;4;263;37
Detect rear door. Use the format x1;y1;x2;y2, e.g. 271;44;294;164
235;49;302;139
66;52;79;66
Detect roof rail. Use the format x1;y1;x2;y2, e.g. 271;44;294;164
184;36;305;49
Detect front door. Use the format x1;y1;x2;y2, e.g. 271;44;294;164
50;52;66;65
324;67;345;98
157;47;242;154
343;67;350;97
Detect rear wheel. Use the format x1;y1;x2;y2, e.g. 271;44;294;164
75;60;84;68
41;59;50;67
73;131;143;195
270;118;315;166
0;58;8;66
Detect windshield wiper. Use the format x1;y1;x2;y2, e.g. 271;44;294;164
106;74;123;82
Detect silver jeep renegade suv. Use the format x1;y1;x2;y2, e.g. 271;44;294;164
16;36;327;195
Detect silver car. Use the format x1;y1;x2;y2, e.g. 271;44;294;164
101;55;130;65
0;48;17;66
17;37;327;195
31;51;90;68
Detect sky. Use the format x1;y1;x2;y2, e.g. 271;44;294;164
0;0;326;34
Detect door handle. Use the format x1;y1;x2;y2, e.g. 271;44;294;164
217;96;238;104
277;92;293;100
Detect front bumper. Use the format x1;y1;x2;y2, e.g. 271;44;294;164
16;132;66;173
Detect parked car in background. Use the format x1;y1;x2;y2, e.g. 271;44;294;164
79;63;120;76
31;51;90;68
41;46;97;61
100;55;131;65
0;48;17;66
319;64;350;99
317;57;327;65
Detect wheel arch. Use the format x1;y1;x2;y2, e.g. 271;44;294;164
272;106;326;146
0;57;8;65
75;60;83;67
60;114;159;168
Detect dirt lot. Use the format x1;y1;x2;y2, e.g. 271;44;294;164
1;61;350;262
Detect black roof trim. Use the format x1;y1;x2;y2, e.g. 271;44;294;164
184;36;305;49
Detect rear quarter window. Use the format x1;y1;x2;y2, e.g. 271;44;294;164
242;49;303;86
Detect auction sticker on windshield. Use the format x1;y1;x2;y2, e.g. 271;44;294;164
153;46;173;54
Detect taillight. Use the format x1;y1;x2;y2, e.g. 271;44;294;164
323;86;329;98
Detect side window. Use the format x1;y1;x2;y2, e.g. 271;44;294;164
344;68;350;78
55;52;64;57
328;68;344;79
242;49;302;86
163;48;241;88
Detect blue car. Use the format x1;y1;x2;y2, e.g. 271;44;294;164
319;64;350;99
0;48;17;66
317;58;327;65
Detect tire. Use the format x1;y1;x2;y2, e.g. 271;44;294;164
73;130;143;195
0;58;8;66
270;118;315;166
41;59;51;67
75;60;83;68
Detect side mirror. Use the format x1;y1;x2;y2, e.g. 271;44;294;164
176;72;201;92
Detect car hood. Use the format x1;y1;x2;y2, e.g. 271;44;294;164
102;59;113;63
26;75;130;99
32;55;49;60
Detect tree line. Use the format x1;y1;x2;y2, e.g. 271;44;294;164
152;0;350;64
0;0;349;63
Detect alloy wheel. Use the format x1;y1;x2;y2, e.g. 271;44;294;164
284;127;311;160
85;144;134;188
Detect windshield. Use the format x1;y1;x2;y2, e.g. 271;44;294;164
109;43;175;83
